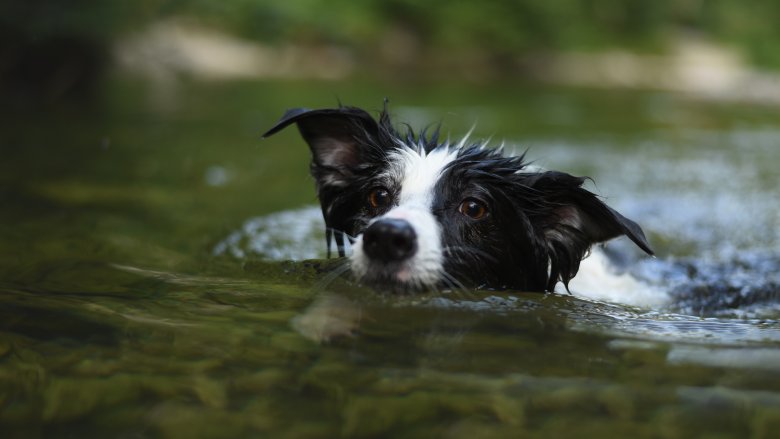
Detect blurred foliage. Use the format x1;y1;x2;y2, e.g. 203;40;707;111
0;0;163;104
4;0;780;63
3;0;780;105
173;0;780;67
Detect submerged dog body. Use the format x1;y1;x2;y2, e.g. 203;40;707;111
263;104;653;293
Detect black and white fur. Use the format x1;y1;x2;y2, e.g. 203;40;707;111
263;103;653;293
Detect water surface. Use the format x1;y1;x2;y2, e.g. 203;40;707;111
2;80;780;437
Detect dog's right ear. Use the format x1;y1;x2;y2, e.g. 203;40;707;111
262;107;379;187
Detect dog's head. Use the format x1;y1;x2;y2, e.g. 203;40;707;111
263;103;653;292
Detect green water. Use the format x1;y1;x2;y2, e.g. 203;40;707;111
2;80;780;438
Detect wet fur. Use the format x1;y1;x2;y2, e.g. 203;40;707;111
263;103;653;292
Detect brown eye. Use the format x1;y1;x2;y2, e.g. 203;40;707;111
368;188;391;209
459;199;488;219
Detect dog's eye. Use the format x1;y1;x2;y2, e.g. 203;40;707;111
368;188;391;209
459;199;488;220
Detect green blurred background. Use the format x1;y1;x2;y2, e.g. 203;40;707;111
3;0;780;106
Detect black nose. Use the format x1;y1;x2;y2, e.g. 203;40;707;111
362;219;418;262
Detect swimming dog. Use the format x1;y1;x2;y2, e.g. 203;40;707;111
263;103;653;293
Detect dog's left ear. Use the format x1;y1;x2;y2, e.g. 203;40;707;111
529;171;653;253
526;171;653;289
262;106;379;187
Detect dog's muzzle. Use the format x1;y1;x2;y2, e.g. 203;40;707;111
362;218;418;262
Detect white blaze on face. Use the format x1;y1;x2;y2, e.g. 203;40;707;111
390;146;459;207
350;146;459;287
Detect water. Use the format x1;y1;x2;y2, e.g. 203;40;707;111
2;80;780;437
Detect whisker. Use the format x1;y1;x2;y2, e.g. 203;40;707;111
312;259;352;291
439;269;467;292
443;246;498;264
437;282;477;303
